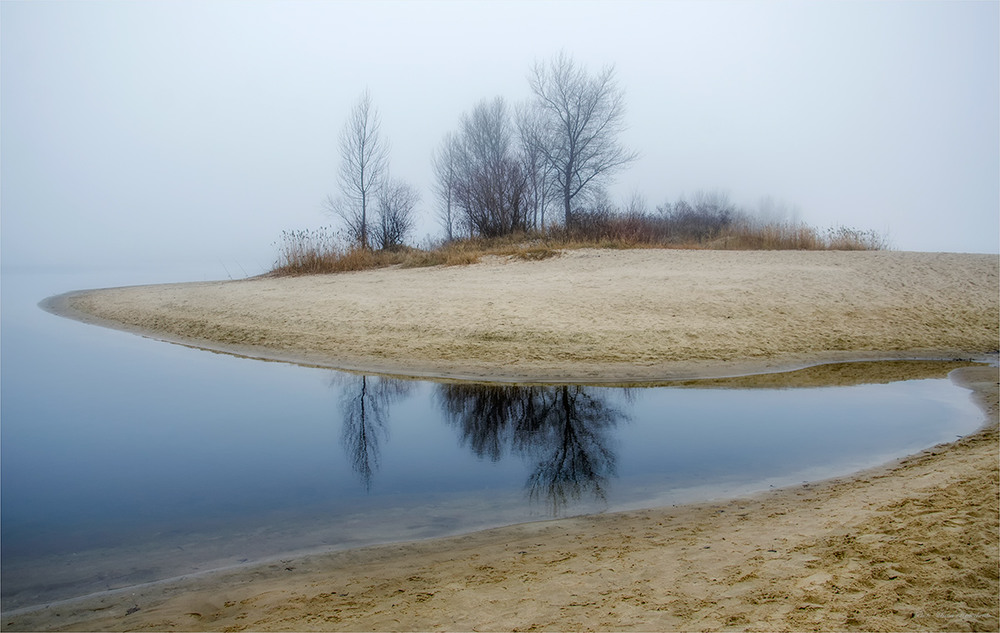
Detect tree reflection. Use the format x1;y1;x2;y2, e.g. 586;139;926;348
438;384;626;513
336;375;412;491
525;386;622;512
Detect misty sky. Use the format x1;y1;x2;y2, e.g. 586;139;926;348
3;1;998;277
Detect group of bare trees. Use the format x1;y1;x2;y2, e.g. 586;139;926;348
327;53;636;248
435;97;532;238
326;90;418;250
432;53;637;240
322;60;882;255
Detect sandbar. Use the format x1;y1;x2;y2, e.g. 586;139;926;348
42;250;1000;383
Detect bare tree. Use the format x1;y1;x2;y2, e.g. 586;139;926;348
372;178;419;250
332;90;389;249
452;97;529;237
529;52;638;227
516;103;555;231
432;132;460;241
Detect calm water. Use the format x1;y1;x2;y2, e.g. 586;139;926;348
0;270;984;612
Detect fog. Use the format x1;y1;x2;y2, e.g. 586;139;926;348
2;1;997;278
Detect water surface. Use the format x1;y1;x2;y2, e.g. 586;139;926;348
0;270;984;612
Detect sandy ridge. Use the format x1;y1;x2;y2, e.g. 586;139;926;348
44;250;999;383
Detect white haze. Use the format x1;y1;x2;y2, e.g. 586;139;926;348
2;0;997;279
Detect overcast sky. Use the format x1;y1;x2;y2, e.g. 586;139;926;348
3;0;998;277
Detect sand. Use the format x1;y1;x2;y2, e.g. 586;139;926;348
46;250;999;383
16;249;999;631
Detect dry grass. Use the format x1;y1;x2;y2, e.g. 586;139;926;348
271;229;563;275
271;220;890;276
707;223;891;251
271;228;414;275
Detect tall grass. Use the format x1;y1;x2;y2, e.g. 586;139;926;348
271;218;890;276
272;227;339;274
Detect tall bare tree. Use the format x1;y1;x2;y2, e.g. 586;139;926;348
516;103;554;231
529;53;638;227
332;90;389;248
432;132;460;241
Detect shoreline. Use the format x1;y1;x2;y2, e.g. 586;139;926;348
37;289;998;384
15;250;999;630
5;365;996;631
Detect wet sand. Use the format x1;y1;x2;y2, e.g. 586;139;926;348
16;249;999;631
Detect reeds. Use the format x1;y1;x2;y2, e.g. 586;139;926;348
271;227;409;275
272;227;340;274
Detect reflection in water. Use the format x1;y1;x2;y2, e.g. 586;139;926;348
337;374;412;490
438;384;626;512
332;361;977;512
335;378;629;512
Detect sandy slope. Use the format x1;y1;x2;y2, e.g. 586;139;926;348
49;250;999;382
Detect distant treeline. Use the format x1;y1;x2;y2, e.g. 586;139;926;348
563;189;889;251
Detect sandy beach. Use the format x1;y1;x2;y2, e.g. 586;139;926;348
47;250;998;383
18;249;999;631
